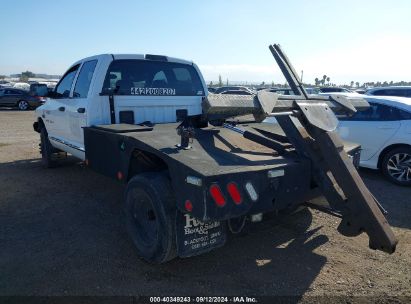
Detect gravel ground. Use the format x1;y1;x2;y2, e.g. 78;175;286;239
0;110;410;300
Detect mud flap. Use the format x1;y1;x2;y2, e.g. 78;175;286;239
176;211;226;257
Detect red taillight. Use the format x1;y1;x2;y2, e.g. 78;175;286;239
227;182;242;204
185;200;193;212
209;184;226;207
117;171;123;180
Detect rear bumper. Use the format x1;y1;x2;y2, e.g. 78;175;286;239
173;158;314;222
28;100;44;108
175;144;361;222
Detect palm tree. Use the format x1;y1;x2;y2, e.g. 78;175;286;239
315;78;319;86
326;77;330;85
218;75;223;87
350;81;354;87
322;75;327;86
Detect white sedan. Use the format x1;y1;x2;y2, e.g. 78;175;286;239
337;95;411;185
265;93;411;185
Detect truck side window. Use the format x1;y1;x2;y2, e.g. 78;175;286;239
55;64;80;98
102;60;204;96
73;60;97;98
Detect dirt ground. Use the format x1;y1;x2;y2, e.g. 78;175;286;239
0;109;410;301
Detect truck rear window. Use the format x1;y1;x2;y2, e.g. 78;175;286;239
102;59;204;96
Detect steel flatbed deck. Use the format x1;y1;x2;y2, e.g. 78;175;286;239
94;122;297;176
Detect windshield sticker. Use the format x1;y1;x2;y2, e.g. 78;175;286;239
131;87;176;95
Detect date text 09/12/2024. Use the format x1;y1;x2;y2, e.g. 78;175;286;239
149;296;258;303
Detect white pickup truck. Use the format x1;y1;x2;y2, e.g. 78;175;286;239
33;47;397;263
35;54;206;162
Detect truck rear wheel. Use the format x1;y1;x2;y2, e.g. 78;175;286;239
124;172;177;263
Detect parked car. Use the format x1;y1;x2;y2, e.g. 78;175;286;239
268;88;295;95
319;87;353;93
267;87;320;95
29;83;48;103
0;83;13;88
13;82;30;91
0;80;13;88
0;88;44;110
355;88;367;94
365;86;411;98
220;89;253;95
337;96;411;185
214;86;254;94
304;87;320;95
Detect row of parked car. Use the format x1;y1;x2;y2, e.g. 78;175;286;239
208;85;411;186
0;83;49;110
209;85;411;98
2;80;410;186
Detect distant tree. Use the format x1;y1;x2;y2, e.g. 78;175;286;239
261;81;265;87
350;81;354;87
218;75;223;87
209;81;213;87
21;71;35;78
326;77;330;85
389;81;393;85
0;75;5;79
20;70;35;82
271;81;274;87
355;81;360;88
226;78;228;86
315;78;319;86
322;75;327;86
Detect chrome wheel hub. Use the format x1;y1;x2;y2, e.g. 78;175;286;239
387;153;411;182
19;101;28;110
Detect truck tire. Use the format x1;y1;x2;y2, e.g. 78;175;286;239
40;128;56;168
124;172;177;263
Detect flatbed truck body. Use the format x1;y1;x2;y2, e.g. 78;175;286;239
33;43;397;263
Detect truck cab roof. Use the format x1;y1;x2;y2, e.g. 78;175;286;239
70;54;193;67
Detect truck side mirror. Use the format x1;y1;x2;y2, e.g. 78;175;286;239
47;90;57;99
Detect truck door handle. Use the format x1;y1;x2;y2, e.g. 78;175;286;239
58;106;65;112
77;107;86;113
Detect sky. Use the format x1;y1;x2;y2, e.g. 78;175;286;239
1;0;410;85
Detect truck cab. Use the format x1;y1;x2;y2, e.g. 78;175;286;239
36;54;207;159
